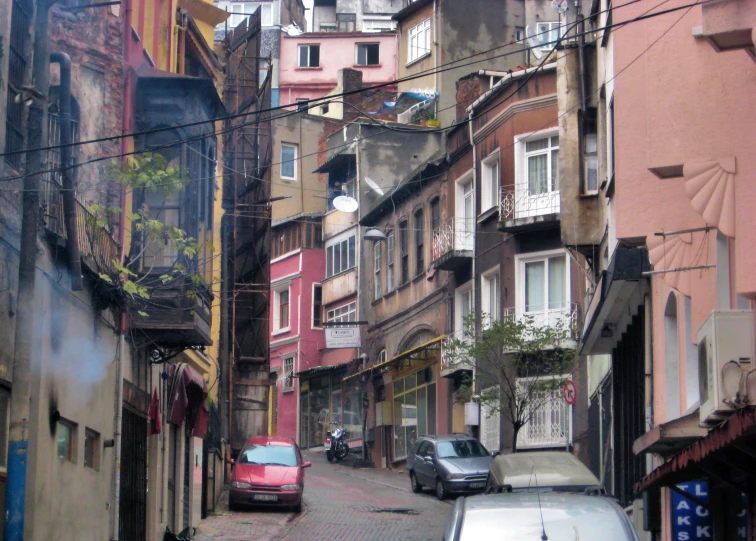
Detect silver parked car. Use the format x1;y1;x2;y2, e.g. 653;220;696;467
444;492;642;541
407;434;495;500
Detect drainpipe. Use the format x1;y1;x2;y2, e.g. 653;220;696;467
468;110;477;437
575;1;587;113
433;0;439;116
51;52;83;291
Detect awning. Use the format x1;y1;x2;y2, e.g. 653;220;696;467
313;151;355;174
296;350;356;379
634;407;756;495
581;244;651;355
374;335;447;371
633;411;709;457
166;362;209;438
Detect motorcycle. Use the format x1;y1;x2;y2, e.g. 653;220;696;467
324;421;349;462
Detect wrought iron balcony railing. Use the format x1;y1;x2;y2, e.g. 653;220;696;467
432;218;474;261
499;182;560;222
503;302;580;340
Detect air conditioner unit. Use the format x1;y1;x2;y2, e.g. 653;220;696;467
698;310;755;427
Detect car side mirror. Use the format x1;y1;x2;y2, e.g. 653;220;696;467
491;451;500;457
303;461;312;468
424;455;434;462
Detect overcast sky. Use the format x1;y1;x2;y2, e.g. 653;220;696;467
303;0;314;30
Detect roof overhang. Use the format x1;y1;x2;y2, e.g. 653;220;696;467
580;244;651;355
468;64;557;114
633;411;710;457
392;0;433;21
634;406;756;496
313;151;356;174
344;335;447;382
295;359;352;379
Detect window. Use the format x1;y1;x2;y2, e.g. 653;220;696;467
525;136;559;195
283;356;295;391
536;22;563;50
296;99;309;112
312;284;323;328
272;220;322;259
482;269;500;327
84;428;100;470
519;251;570;330
607;98;615;189
517;375;571;448
5;0;31;166
298;44;320;68
407;18;431;63
276;288;290;331
414;209;424;275
584;133;598;194
337;13;355;32
259;2;272;26
393;370;436;460
430;198;440;236
399;220;409;284
363;17;396;31
378;349;387;365
326;236;356;278
327;302;356;323
321;104;329;115
387;230;395;292
374;242;382;300
515;26;525;43
259;59;270;87
319;23;337;32
57;420;76;462
356;43;380;66
281;143;297;180
455;281;473;335
482;152;500;212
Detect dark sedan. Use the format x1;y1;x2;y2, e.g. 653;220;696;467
408;435;494;500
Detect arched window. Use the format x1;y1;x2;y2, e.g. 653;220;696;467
664;293;680;420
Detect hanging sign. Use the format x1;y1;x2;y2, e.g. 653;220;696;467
325;327;361;349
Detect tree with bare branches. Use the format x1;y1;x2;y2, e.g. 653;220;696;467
445;313;577;452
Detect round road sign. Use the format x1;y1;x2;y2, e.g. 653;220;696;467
562;380;576;405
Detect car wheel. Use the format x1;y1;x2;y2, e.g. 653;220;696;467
435;479;447;500
410;471;422;493
228;500;239;512
292;500;302;513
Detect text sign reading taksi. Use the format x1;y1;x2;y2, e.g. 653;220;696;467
325;327;361;349
672;481;747;541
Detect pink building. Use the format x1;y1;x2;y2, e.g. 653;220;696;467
567;0;756;537
278;31;398;109
269;218;326;443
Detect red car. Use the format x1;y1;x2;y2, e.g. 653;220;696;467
229;436;311;512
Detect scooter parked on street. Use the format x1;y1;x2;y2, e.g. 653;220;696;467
325;421;349;462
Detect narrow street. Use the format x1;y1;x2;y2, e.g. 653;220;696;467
195;451;450;541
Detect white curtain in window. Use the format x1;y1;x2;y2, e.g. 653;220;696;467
548;256;566;309
525;261;545;312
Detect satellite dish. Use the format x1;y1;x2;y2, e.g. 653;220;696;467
526;26;546;59
364;177;385;196
333;195;358;213
551;0;568;14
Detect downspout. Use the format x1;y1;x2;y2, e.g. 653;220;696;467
51;53;83;291
433;0;439;115
575;2;587;113
468;109;477;437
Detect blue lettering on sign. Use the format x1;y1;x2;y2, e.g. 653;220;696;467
672;481;747;541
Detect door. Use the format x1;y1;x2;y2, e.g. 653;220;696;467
518;135;560;219
457;181;474;251
415;441;436;485
168;425;178;532
119;408;147;541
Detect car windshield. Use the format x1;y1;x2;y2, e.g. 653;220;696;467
238;444;298;466
437;440;489;459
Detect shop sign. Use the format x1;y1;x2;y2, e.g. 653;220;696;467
325;327;361;348
672;481;747;541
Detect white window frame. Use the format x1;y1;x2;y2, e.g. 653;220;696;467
454;170;475;251
373;241;382;300
363;17;396;32
311;283;323;329
280;143;298;181
298;44;320;68
516;249;570;326
378;349;388;365
327;301;356;323
386;230;395;292
407;17;431;64
272;286;291;334
355;43;380;66
283;356;295;392
481;150;500;213
536;21;563;51
481;266;501;328
584;133;598;195
454;280;473;337
514;129;560;219
325;235;356;278
517;374;572;448
260;2;273;26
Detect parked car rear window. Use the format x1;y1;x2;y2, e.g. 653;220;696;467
437;440;488;458
239;444;298;466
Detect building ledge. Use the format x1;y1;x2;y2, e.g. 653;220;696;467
433;250;472;271
498;212;560;233
633;411;709;457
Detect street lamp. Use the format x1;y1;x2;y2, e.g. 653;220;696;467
363;227;386;242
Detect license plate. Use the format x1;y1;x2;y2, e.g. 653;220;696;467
469;482;485;489
253;494;278;502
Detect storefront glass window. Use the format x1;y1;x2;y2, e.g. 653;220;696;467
393;368;435;460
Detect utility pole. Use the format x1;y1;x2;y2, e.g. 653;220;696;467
4;0;54;539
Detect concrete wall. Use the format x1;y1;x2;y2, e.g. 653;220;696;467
279;33;398;107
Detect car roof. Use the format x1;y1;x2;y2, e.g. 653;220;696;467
490;451;600;488
452;493;638;541
244;436;296;447
420;434;478;442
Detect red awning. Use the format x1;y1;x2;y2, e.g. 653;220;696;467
166;362;209;439
320;348;358;368
635;407;756;495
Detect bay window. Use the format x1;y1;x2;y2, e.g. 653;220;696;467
326;236;356;278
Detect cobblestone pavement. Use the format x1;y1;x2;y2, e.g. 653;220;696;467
195;451;451;541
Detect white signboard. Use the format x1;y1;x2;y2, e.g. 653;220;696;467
325;327;361;349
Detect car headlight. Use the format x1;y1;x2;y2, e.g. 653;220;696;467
445;472;466;480
232;481;252;489
281;484;302;491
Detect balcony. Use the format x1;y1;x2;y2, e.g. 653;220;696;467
440;334;473;379
503;302;580;345
322;267;357;304
432;218;473;271
40;180;119;275
499;183;560;233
